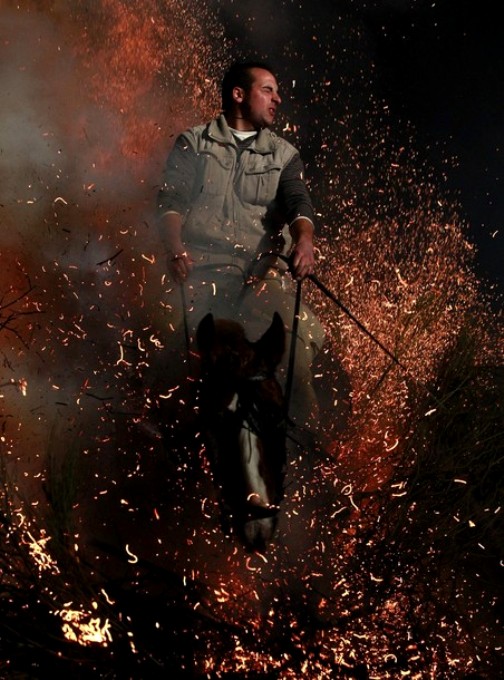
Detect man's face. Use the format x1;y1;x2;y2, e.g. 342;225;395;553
236;68;282;130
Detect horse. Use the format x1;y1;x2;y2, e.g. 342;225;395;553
196;311;287;552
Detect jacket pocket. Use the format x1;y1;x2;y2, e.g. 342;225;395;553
240;160;282;205
194;150;233;198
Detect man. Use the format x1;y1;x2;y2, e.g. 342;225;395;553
157;61;324;432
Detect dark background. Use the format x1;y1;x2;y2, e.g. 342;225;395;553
363;0;503;298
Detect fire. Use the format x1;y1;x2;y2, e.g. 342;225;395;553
13;513;113;648
22;533;59;574
58;608;112;647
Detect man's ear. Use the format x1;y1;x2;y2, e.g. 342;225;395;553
232;85;245;104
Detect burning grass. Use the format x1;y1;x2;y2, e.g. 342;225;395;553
1;277;502;679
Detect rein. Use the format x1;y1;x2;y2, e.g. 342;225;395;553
258;251;443;411
284;277;302;422
235;376;286;440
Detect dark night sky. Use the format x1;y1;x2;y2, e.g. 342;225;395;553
360;0;503;298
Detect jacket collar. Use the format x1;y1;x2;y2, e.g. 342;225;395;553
208;114;276;154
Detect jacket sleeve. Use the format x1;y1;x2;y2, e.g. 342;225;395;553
276;153;316;228
157;133;198;218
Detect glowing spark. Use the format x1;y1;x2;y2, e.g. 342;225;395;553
149;334;163;348
100;589;115;605
159;391;175;399
385;438;399;452
116;344;132;367
395;267;408;287
348;495;359;511
245;557;259;572
370;573;383;582
125;544;138;564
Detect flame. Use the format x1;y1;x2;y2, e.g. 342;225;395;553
58;608;112;646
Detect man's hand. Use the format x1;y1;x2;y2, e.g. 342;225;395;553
290;239;315;280
289;218;315;280
168;250;193;283
159;212;193;283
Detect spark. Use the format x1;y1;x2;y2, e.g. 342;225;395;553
385;437;399;452
100;589;115;605
116;344;132;367
149;334;163;348
125;544;139;564
245;557;260;572
370;573;383;582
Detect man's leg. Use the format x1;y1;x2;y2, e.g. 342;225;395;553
238;276;325;435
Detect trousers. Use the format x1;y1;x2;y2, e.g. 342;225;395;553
159;263;325;432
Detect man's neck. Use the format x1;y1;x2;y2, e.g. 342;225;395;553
229;128;257;141
224;112;257;132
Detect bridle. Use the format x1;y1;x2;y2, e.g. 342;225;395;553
233;374;286;441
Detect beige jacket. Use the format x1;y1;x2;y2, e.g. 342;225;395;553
159;115;299;271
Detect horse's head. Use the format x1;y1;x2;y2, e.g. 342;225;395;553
196;311;285;400
196;312;287;551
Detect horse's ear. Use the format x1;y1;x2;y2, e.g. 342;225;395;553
255;312;285;368
196;313;215;354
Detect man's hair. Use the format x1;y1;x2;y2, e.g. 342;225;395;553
221;61;276;113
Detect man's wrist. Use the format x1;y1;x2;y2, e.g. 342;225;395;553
169;250;189;261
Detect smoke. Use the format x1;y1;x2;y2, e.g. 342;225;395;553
0;0;226;491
